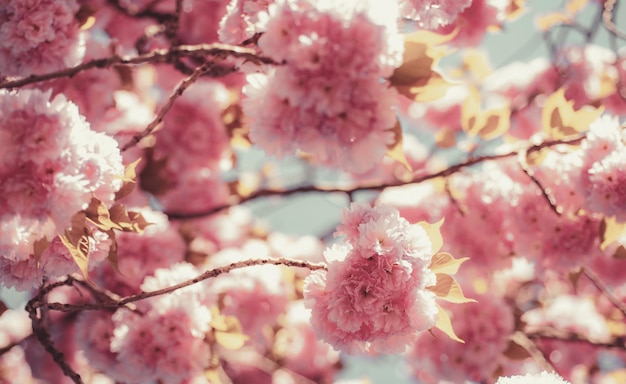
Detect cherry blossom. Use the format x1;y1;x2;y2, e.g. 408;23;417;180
496;371;571;384
407;292;515;383
303;202;438;354
399;0;472;29
0;89;123;289
0;0;85;77
243;0;403;173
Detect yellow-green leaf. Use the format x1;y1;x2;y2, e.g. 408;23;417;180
541;88;603;139
105;230;121;274
418;218;444;254
389;30;454;102
386;120;412;173
567;267;584;293
502;339;531;360
461;87;510;140
434;303;464;343
108;205;150;234
59;223;93;285
428;274;476;303
115;158;142;201
429;252;469;275
393;72;452;102
205;368;223;384
435;128;457;148
600;216;626;251
470;107;511;140
33;237;50;267
85;198;122;231
214;331;248;350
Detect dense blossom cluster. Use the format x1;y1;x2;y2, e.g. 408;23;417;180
399;0;472;28
0;89;123;289
497;372;571;384
0;0;85;77
2;0;626;383
243;0;403;173
407;292;514;383
304;202;438;354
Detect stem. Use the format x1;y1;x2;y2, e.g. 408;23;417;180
0;44;276;90
42;258;326;313
166;135;586;220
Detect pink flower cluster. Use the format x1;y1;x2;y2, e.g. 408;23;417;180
407;292;514;383
0;0;85;77
92;209;186;297
399;0;472;29
303;202;438;354
496;371;571;384
579;116;626;222
219;0;273;44
244;0;403;173
0;89;123;289
207;240;290;349
99;263;214;384
151;79;232;214
275;301;341;382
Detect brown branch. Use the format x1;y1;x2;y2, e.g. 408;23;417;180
526;327;626;350
121;60;213;151
26;281;83;384
42;258;326;313
106;0;174;22
166;135;586;220
511;331;556;374
603;0;626;40
0;340;20;356
0;44;276;90
516;149;562;215
583;267;626;317
166;0;184;45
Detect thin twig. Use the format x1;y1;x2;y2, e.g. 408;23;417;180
0;44;276;90
516;149;562;215
166;135;586;220
511;331;556;373
583;267;626;317
42;258;326;313
603;0;626;40
121;60;213;151
26;282;83;384
526;327;626;349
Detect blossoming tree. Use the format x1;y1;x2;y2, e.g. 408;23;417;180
1;0;626;383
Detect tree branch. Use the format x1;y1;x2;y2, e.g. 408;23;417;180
511;331;557;374
41;258;326;313
583;267;626;317
121;60;214;151
526;327;626;349
166;135;586;220
0;44;276;90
